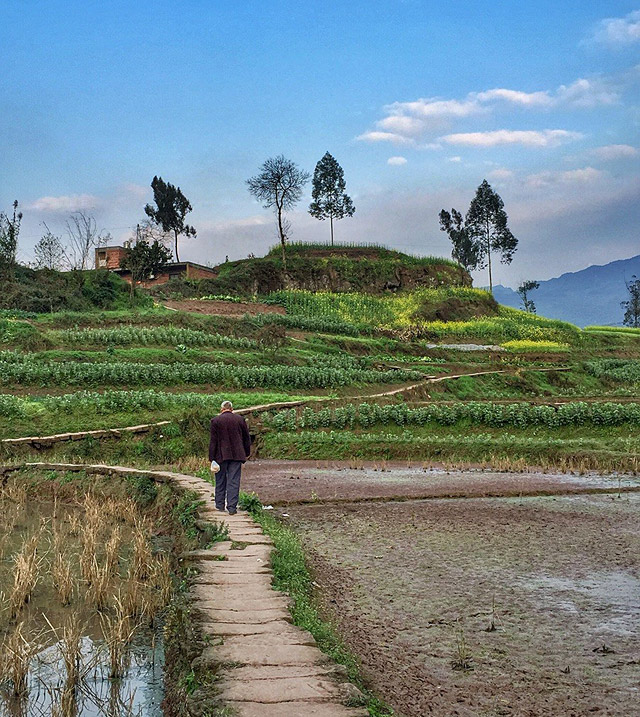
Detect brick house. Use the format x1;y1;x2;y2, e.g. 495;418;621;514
95;246;217;286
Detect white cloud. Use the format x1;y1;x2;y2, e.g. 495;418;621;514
488;168;514;180
356;130;412;145
28;194;101;213
474;88;552;107
447;156;462;163
386;97;482;122
525;166;605;188
592;144;639;160
592;10;640;45
377;114;428;137
357;74;616;146
441;129;583;148
555;78;619;108
387;156;408;166
120;183;149;200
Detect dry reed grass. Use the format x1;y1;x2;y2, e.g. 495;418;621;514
10;532;41;618
0;621;42;698
100;597;134;679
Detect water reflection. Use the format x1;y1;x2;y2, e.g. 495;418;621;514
0;628;164;717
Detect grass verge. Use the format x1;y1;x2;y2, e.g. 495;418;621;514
241;493;394;717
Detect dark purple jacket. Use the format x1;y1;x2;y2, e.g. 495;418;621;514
209;411;251;463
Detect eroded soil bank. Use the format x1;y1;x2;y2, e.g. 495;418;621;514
284;492;640;716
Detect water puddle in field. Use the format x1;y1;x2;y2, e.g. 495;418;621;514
518;571;640;638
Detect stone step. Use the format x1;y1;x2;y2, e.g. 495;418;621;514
194;596;290;612
227;664;348;681
192;584;283;602
226;702;369;717
203;644;331;667
198;608;289;623
204;621;296;636
219;674;363;704
229;534;273;544
219;630;316;647
197;565;269;574
193;572;273;586
185;545;272;560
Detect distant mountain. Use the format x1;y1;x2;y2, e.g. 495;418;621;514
491;254;640;327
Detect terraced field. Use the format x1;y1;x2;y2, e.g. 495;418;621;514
2;270;640;716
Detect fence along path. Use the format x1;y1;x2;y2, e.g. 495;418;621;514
1;462;368;716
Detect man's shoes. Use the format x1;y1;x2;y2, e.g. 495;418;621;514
215;506;225;512
228;509;237;515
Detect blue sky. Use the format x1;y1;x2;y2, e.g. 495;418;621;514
1;1;639;286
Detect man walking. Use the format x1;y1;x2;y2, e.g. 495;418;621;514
209;400;252;515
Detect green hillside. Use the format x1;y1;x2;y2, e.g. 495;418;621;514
149;242;471;298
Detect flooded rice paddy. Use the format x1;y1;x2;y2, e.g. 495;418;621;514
0;486;171;716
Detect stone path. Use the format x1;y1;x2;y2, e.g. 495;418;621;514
179;475;369;716
4;462;369;716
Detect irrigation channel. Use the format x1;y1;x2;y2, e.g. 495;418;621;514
1;463;368;717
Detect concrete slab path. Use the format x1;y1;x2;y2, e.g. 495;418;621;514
171;470;369;715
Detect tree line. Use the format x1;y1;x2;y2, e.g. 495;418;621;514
7;159;635;324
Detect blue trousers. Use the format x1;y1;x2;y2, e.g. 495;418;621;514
215;460;243;512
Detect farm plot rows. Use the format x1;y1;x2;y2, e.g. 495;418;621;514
0;355;424;389
265;400;640;430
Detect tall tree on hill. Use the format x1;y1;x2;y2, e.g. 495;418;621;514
0;201;22;279
466;180;518;293
246;155;310;270
622;275;640;328
34;225;65;270
308;152;355;246
438;207;480;271
517;279;539;313
144;176;196;262
439;180;518;292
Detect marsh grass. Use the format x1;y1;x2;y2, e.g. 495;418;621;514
100;597;134;680
10;532;42;618
0;621;43;699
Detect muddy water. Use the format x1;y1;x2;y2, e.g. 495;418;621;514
0;499;166;716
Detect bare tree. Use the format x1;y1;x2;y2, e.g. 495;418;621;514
63;211;111;270
0;200;22;279
33;224;65;270
137;218;172;249
246;155;310;270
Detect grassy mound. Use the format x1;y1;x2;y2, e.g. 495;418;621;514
149;243;471;298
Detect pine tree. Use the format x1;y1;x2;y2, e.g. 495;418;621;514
308;152;355;246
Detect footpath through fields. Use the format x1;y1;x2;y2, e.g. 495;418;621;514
4;462;368;717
